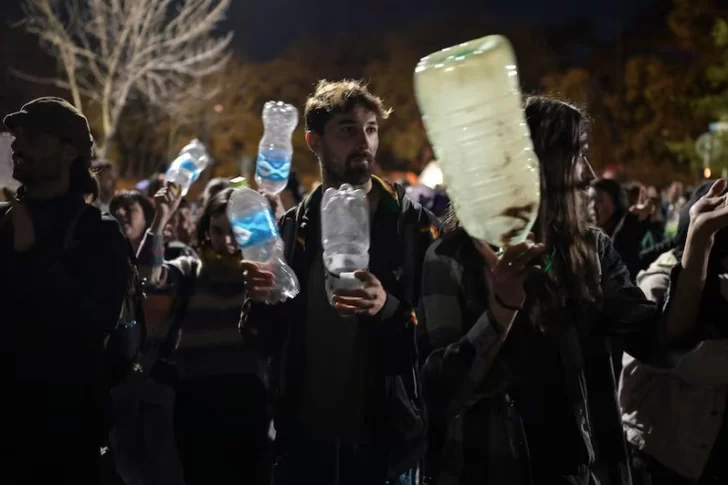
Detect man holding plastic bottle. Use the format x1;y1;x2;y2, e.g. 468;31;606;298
241;79;440;485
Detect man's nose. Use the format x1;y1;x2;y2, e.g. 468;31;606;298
355;129;370;149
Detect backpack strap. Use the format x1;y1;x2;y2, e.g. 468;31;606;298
281;204;303;266
396;188;419;305
126;259;200;382
158;259;200;360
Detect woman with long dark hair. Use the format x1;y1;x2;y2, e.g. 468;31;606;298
418;95;728;485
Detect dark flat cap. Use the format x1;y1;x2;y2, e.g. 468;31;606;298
3;97;94;162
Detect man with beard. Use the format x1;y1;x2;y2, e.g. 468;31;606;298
0;97;129;484
241;80;440;484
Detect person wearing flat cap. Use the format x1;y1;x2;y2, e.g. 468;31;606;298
0;97;129;484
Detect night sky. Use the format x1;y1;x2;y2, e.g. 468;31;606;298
228;0;660;59
2;0;661;61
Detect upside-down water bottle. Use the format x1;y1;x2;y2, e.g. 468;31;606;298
414;35;541;249
320;184;370;305
164;139;210;196
227;187;299;304
256;101;298;195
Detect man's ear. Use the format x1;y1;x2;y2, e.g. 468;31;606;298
61;144;79;167
305;130;320;155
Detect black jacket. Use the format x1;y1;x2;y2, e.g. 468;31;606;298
417;228;677;485
0;194;129;482
240;177;439;469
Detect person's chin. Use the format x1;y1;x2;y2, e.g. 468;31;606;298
345;162;372;185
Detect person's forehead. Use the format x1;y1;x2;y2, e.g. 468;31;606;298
330;105;378;124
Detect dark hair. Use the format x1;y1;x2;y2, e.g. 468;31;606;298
592;178;629;224
304;79;392;134
443;95;602;328
203;177;232;203
524;95;602;324
195;187;233;251
70;156;99;200
109;190;155;229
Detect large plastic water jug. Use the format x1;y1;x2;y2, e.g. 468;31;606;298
414;35;540;248
256;101;298;195
227;187;299;303
321;184;370;305
164;139;210;196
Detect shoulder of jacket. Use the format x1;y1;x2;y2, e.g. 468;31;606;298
640;250;678;276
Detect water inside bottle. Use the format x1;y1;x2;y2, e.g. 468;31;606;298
256;148;292;182
414;34;540;247
231;208;278;249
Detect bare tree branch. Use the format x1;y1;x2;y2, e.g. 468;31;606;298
18;0;233;160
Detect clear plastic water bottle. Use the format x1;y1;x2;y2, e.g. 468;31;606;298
320;184;370;305
255;101;298;195
227;187;299;304
414;35;541;249
164;139;210;196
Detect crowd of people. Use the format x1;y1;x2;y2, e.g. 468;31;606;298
1;81;727;485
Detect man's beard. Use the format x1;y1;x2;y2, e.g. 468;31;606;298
13;154;57;186
322;150;373;187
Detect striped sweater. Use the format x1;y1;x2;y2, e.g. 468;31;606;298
138;232;258;380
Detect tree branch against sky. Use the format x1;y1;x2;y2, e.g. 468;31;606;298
15;0;232;158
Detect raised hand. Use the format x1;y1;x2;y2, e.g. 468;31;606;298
153;182;183;224
629;186;656;222
688;179;728;242
473;235;546;329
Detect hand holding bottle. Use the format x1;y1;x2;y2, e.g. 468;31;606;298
228;187;299;304
473;235;545;331
331;271;387;316
241;261;276;302
151;182;183;234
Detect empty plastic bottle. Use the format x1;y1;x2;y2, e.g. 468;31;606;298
227;187;299;303
164;139;210;196
414;35;541;248
256;101;298;195
320;184;370;305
